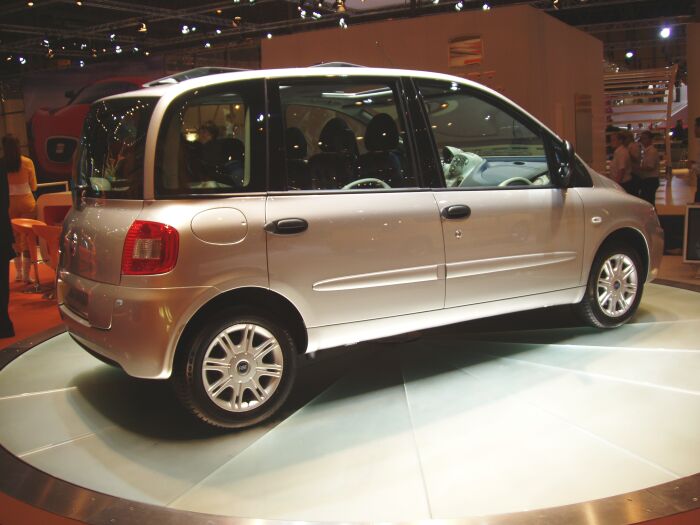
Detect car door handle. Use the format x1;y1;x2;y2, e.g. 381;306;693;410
264;218;308;235
441;205;471;220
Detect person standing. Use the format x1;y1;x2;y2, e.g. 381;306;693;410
610;131;634;194
0;159;16;338
2;135;37;282
638;131;661;206
626;131;642;196
692;117;700;203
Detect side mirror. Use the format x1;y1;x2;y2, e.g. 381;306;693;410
554;139;574;188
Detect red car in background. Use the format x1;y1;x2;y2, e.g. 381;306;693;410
29;77;152;182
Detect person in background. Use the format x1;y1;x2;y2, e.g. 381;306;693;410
691;117;700;203
638;130;660;206
625;130;642;196
2;135;37;283
0;160;16;338
610;131;634;194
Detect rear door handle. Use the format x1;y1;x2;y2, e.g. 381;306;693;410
441;205;471;220
264;218;308;235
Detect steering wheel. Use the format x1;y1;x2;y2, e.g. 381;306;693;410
498;177;532;187
343;178;391;190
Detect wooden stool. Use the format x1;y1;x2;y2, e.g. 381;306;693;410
10;218;48;294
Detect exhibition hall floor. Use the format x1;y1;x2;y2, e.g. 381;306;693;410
1;283;700;523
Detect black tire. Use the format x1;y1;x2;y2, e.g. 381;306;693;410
173;309;297;429
576;242;644;328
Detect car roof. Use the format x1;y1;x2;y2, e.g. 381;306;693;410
104;66;494;101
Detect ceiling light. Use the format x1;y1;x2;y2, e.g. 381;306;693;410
27;1;34;6
659;26;671;39
181;25;190;34
76;1;82;5
115;45;122;54
79;60;85;67
482;2;491;10
204;42;211;48
432;0;439;4
216;8;222;14
138;22;147;33
109;33;116;40
216;28;222;34
144;51;150;56
455;1;463;10
267;33;272;39
339;17;347;29
625;50;634;59
19;57;27;64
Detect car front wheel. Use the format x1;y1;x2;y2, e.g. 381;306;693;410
576;243;644;328
173;311;297;429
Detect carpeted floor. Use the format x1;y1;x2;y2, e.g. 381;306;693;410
1;262;62;350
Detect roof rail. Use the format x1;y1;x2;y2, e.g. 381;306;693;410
143;67;249;87
309;61;366;68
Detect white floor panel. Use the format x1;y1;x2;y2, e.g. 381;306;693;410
0;282;699;520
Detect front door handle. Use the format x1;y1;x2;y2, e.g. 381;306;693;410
441;205;471;220
264;218;308;235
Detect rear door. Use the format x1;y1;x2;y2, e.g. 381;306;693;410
265;76;445;328
412;79;585;308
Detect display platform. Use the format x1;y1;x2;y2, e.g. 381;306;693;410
2;282;700;524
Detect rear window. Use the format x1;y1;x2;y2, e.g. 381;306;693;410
75;97;156;200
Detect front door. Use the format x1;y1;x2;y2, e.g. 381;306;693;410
414;79;585;307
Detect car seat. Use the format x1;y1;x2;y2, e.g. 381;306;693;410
285;127;311;189
308;117;359;189
358;113;406;188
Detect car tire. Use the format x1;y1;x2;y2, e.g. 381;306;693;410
576;242;644;328
173;310;297;429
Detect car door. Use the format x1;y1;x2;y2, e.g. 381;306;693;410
413;78;585;308
265;76;445;329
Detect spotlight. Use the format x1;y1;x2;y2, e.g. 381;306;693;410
79;60;85;67
19;57;27;64
482;2;490;9
267;33;272;39
215;28;222;34
76;1;82;5
204;42;211;48
115;45;122;54
138;22;147;33
339;17;347;28
659;26;671;39
216;8;222;14
625;50;635;59
455;1;463;10
432;0;439;4
27;1;34;6
181;25;190;34
109;33;116;40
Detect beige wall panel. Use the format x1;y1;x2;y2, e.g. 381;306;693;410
262;5;604;171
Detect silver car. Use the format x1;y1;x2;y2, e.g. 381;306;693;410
57;66;664;428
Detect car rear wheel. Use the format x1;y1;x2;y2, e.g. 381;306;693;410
173;310;297;429
576;242;644;328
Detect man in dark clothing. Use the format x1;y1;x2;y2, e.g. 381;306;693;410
0;160;16;338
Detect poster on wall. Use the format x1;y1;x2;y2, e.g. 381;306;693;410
448;37;483;68
23;57;165;183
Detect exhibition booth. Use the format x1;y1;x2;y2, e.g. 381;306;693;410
1;3;700;525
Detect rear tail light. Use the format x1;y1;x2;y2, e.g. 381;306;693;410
121;220;179;275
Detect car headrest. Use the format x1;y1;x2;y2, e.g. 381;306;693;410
219;138;245;162
364;113;399;152
318;117;358;157
285;127;307;159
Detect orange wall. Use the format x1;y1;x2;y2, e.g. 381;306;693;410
262;5;605;171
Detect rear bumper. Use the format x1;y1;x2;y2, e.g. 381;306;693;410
57;271;215;379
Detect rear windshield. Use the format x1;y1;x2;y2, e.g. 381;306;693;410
75;97;156;199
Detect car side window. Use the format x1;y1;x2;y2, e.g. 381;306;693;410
278;79;417;191
416;80;551;190
155;81;265;196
